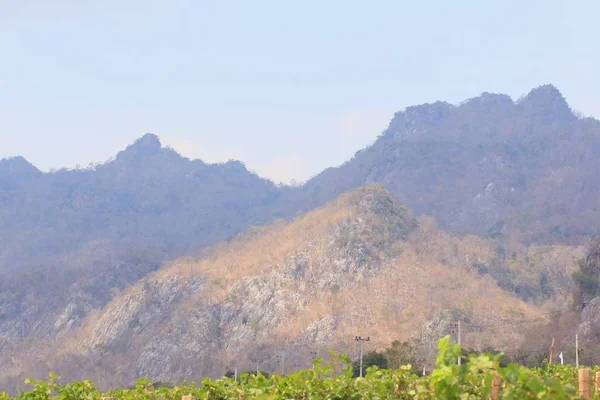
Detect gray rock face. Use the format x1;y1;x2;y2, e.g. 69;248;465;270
0;186;547;392
578;297;600;340
293;84;600;244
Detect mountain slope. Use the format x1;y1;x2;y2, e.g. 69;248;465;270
3;84;599;276
1;84;597;390
0;134;281;364
0;186;545;390
0;134;282;272
287;85;600;243
3;85;599;276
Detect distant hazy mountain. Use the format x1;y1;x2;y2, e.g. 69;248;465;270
288;84;600;244
2;84;597;276
0;133;280;271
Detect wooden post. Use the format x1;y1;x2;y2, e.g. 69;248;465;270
549;338;555;365
182;396;197;400
595;371;600;393
101;398;115;400
579;368;591;400
491;375;501;400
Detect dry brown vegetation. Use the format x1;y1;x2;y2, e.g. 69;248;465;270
4;86;600;393
0;186;587;391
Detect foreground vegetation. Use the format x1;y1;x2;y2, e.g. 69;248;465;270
3;336;599;399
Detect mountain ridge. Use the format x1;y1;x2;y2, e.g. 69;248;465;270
0;85;581;178
0;185;551;391
0;83;598;391
288;84;600;243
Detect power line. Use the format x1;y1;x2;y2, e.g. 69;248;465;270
459;309;573;333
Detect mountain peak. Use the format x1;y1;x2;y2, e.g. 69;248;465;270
113;133;172;165
403;101;454;121
527;83;562;96
0;156;41;177
131;133;162;152
385;101;454;139
461;91;514;110
337;184;417;238
519;84;572;118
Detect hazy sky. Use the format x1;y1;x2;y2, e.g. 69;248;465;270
1;0;599;183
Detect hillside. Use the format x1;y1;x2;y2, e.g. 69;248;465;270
0;134;282;344
2;85;599;278
0;133;279;271
0;186;569;390
0;135;282;374
1;84;598;391
287;84;600;244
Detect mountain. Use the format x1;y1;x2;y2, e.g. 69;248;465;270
0;134;282;368
0;133;280;271
0;186;551;390
1;84;599;390
287;84;600;244
2;85;597;276
0;156;42;183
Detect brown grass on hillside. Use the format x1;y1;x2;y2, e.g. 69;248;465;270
250;216;541;355
157;202;352;283
90;188;555;356
13;186;582;390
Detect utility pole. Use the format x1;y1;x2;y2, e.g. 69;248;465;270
250;357;259;375
355;336;370;378
457;320;462;366
576;334;579;368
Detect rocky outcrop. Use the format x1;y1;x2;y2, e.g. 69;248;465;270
292;84;600;244
69;186;416;382
0;187;545;391
576;239;600;341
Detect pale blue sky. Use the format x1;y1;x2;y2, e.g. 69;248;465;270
1;0;599;183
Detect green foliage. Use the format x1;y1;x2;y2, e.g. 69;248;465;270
384;340;424;373
463;346;510;368
573;269;599;302
352;351;388;377
1;337;594;399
